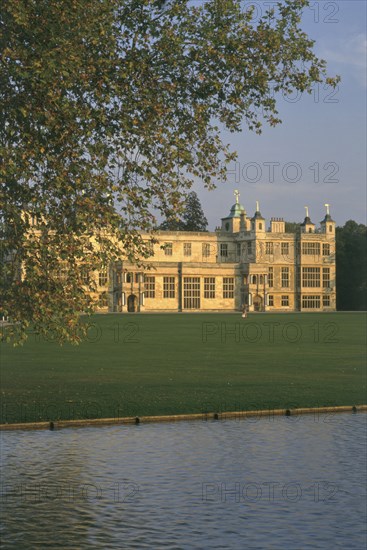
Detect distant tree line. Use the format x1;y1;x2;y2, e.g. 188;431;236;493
336;221;366;311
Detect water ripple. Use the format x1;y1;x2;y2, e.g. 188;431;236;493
1;413;366;549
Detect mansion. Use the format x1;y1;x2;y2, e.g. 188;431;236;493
98;194;336;313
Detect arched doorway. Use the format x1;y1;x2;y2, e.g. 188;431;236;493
127;294;137;312
253;295;262;312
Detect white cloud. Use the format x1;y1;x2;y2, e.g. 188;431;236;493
320;33;367;88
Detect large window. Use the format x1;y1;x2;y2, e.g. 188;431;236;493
322;243;330;256
98;292;108;308
204;277;215;299
183;277;200;309
99;269;108;286
220;243;228;257
281;267;289;288
322;268;330;288
302;267;320;288
302;295;321;309
163;277;175;298
266;242;274;255
202;243;210;258
268;267;274;288
145;241;154;256
281;295;289;307
323;295;330;307
223;277;234;299
144;276;155;298
183;243;192;257
164;243;173;256
81;267;90;285
281;242;289;256
302;242;320;255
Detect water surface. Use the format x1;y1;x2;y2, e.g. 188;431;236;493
1;412;366;549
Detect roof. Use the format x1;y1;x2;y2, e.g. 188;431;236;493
222;202;246;219
251;210;265;221
301;216;315;226
320;214;335;223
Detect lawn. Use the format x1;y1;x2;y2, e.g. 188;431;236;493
1;312;366;424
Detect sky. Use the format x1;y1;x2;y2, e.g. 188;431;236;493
192;0;367;230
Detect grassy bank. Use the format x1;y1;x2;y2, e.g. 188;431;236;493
1;312;366;424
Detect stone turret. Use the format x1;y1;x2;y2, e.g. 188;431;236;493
300;206;315;233
221;190;247;233
251;201;265;233
320;204;335;236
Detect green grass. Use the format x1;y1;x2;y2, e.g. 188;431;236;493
1;312;366;423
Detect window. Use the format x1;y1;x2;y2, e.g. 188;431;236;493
247;242;253;255
281;295;289;307
259;223;262;230
145;241;155;257
323;243;330;256
302;267;320;288
98;292;108;308
204;277;215;299
281;267;289;288
163;277;175;298
220;243;228;257
302;242;320;255
281;242;289;256
126;272;132;283
144;276;155;298
268;267;273;288
183;243;192;257
81;267;89;284
99;269;108;286
183;277;200;309
323;295;330;307
202;243;210;258
322;268;330;288
236;243;241;258
329;225;333;232
135;273;141;283
251;275;257;284
268;295;274;306
266;242;274;255
223;277;234;299
164;243;173;256
302;295;321;309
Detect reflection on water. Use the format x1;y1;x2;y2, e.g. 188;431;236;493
1;413;366;549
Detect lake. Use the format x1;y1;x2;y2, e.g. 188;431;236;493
1;412;366;549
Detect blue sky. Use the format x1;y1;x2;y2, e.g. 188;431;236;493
193;1;366;229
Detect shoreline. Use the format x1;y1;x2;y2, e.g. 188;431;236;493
1;404;366;432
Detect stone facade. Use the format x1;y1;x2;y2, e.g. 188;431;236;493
97;198;336;313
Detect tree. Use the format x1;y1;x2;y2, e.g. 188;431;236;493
1;0;339;344
182;192;208;232
336;221;367;311
160;191;208;231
